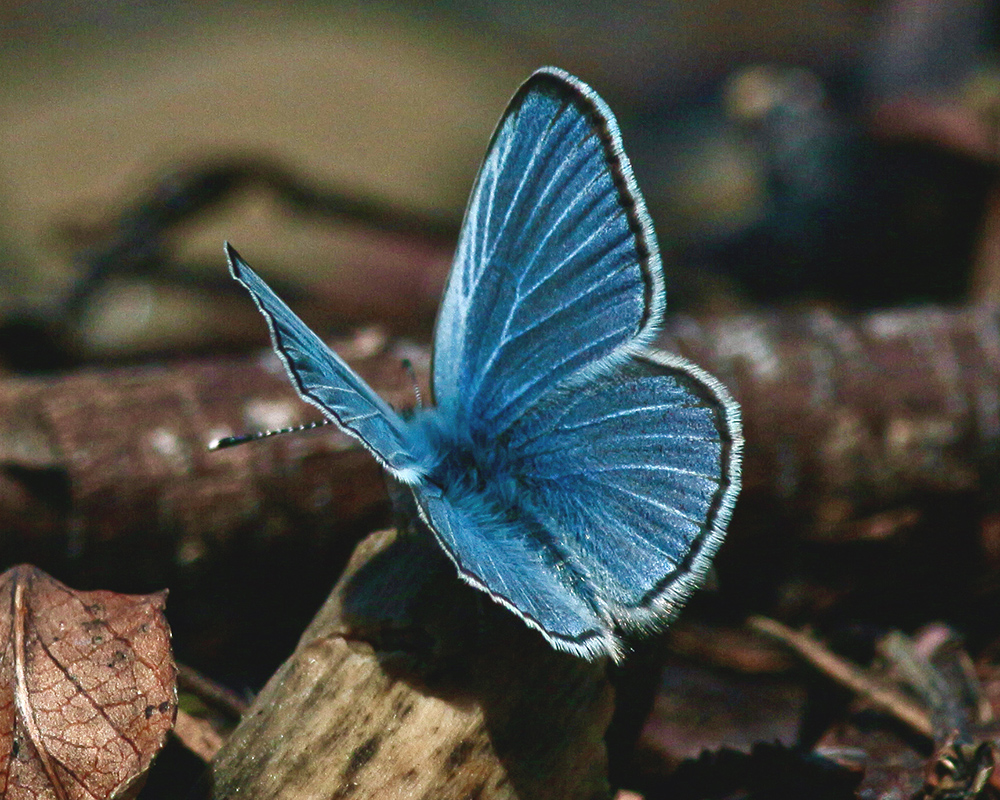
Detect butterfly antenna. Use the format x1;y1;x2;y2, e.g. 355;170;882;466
401;358;423;408
208;419;335;450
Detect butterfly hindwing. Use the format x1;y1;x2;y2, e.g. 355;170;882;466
506;350;742;631
409;348;741;658
411;488;617;658
226;244;427;479
432;67;665;440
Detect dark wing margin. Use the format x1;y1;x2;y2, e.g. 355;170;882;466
225;244;427;481
432;67;665;440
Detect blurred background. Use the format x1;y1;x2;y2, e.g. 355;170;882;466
3;0;998;370
3;2;1000;796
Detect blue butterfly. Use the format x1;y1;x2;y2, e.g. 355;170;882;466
224;67;742;660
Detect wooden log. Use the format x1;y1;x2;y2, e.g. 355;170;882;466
3;305;998;573
209;527;615;800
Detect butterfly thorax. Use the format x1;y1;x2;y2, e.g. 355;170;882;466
408;408;524;524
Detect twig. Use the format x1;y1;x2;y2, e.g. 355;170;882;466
176;662;249;719
173;709;226;763
748;615;933;738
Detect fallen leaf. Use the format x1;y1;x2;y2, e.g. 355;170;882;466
0;565;175;800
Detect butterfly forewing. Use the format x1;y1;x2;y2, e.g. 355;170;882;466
226;245;427;478
432;68;665;439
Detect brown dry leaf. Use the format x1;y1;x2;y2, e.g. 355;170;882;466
0;564;176;800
